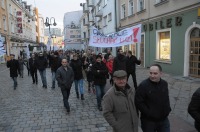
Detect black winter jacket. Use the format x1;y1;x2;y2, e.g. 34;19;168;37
135;78;171;121
29;58;37;72
70;59;83;80
188;87;200;131
126;55;141;73
92;61;108;85
113;54;127;73
51;56;62;72
35;56;48;71
7;59;19;77
56;65;74;89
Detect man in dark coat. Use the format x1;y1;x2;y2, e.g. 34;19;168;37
29;53;38;84
92;55;108;111
51;51;61;89
35;52;48;88
135;64;171;132
126;50;141;89
188;87;200;132
56;58;74;112
70;54;85;100
7;54;19;89
113;48;127;73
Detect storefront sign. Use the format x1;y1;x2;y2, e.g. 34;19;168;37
16;11;23;33
143;16;182;31
89;24;141;47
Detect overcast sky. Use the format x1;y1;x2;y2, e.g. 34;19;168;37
25;0;84;29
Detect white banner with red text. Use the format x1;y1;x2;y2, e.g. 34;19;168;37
89;24;141;47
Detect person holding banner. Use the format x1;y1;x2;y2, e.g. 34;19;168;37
126;50;141;90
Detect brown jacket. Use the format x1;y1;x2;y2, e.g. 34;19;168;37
102;84;138;132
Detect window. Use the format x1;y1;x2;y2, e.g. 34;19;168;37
137;0;144;12
11;22;14;33
103;16;107;27
108;13;112;21
3;16;6;31
121;4;126;19
104;0;107;6
156;29;171;61
1;0;5;9
9;4;12;14
14;9;16;16
98;4;101;11
0;19;1;29
129;0;134;16
155;0;167;4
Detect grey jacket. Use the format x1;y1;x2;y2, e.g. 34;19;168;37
102;84;138;132
56;65;74;89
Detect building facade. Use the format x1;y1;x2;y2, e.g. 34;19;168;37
80;0;117;55
118;0;200;77
63;10;83;50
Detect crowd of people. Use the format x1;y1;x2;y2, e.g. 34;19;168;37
8;48;197;132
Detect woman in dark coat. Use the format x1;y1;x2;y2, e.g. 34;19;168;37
92;54;108;111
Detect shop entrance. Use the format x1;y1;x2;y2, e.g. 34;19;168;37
189;28;200;77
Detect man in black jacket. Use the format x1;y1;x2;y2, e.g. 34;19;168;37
113;48;127;73
56;58;74;112
51;51;61;89
135;64;171;132
29;53;38;84
188;87;200;132
126;50;141;90
36;52;48;88
7;54;19;89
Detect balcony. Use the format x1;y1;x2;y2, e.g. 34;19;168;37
95;10;103;17
83;3;89;13
88;0;94;7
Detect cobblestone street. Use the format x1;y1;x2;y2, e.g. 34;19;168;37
0;64;198;132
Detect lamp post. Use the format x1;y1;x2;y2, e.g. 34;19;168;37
51;34;56;51
44;17;57;51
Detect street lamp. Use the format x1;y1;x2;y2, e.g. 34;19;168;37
44;17;57;51
51;34;56;51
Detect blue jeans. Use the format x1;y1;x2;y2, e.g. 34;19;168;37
74;79;84;94
95;85;105;107
39;69;47;86
141;118;170;132
12;77;17;88
52;71;56;87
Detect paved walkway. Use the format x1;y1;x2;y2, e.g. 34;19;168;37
0;64;198;132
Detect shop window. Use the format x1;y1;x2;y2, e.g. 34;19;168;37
156;29;171;61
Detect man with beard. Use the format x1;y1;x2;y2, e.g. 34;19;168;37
7;54;19;89
56;58;74;112
113;48;127;73
36;52;48;88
